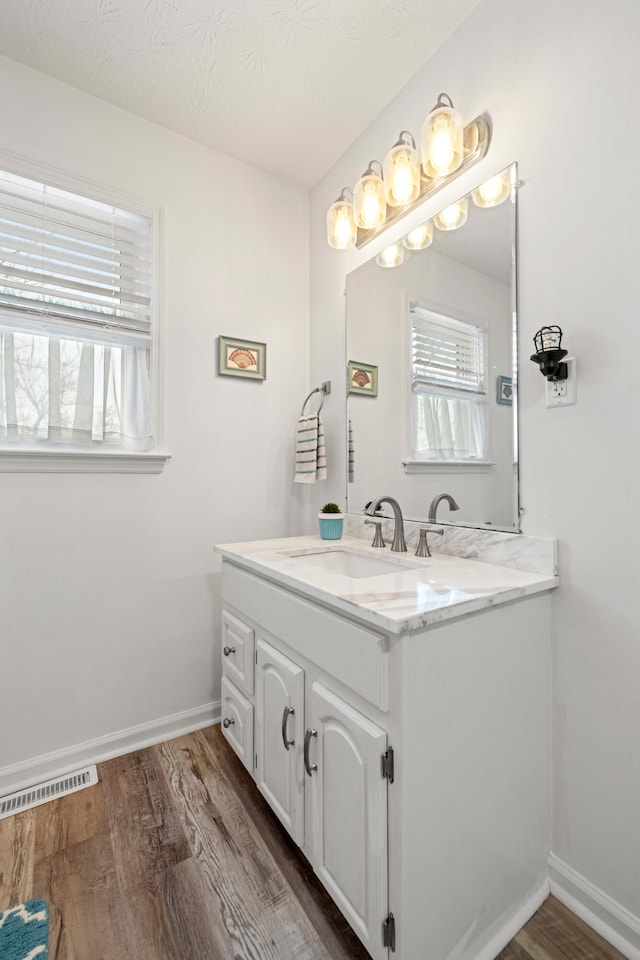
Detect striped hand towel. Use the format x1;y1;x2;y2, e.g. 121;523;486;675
294;414;327;483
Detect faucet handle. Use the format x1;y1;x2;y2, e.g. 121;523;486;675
415;526;444;558
364;518;385;548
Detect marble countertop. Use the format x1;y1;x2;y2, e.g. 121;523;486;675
216;535;559;635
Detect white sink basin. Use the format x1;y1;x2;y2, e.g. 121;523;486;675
288;549;415;579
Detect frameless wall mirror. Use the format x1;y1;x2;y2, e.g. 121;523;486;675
345;162;519;532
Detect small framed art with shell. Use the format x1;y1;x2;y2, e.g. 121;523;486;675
218;336;266;380
348;360;378;397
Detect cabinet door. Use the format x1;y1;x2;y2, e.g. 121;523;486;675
307;681;388;960
255;639;305;845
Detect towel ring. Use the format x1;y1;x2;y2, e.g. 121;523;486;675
300;386;324;417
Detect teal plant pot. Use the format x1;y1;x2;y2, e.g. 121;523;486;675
318;514;344;540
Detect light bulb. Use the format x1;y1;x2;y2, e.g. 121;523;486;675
375;243;404;268
391;165;415;204
472;172;510;208
434;197;468;231
354;167;386;230
402;221;433;250
430;124;455;176
334;212;353;247
362;190;382;227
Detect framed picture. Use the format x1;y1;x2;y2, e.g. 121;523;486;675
497;374;513;405
348;361;378;397
218;336;266;380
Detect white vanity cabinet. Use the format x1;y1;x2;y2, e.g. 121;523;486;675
220;561;390;960
218;549;554;960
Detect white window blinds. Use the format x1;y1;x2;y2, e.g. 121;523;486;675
410;305;487;460
410;305;485;395
0;168;155;451
0;169;152;344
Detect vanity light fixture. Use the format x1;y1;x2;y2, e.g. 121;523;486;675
434;197;468;231
325;92;491;251
530;326;568;381
375;243;405;268
421;93;464;179
353;160;386;230
383;131;421;208
402;221;433;250
472;172;511;208
327;187;356;249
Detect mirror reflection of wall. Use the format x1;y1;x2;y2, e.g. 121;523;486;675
345;163;518;531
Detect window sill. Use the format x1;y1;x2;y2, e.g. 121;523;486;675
403;459;495;475
0;449;171;474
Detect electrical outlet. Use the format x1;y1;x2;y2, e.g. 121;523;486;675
546;357;576;407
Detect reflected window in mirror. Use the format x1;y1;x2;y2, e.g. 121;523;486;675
410;305;487;461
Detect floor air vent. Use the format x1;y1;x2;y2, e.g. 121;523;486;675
0;765;98;820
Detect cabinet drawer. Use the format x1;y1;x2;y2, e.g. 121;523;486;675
222;563;389;711
221;676;254;772
221;608;255;696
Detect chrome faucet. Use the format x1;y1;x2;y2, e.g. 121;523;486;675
428;493;460;524
365;495;406;552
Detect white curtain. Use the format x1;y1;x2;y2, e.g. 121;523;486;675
0;329;152;450
415;393;486;460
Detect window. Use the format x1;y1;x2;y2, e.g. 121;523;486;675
0;166;158;458
410;304;487;461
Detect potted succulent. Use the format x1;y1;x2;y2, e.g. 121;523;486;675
319;502;344;540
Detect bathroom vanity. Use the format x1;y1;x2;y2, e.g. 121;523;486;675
216;532;558;960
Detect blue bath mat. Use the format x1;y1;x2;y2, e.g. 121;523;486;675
0;899;49;959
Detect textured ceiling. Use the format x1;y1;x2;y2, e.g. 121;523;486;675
0;0;480;186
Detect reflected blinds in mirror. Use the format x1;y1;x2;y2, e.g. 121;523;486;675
410;305;487;460
410;305;485;395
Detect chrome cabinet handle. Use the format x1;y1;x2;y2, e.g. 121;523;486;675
222;717;235;728
281;706;295;751
223;645;236;657
304;728;318;776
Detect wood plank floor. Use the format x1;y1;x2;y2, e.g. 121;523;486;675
0;725;628;960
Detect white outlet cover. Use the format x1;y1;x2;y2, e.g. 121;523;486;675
546;357;576;407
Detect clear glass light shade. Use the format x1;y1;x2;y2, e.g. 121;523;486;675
472;172;511;208
326;198;356;249
421;104;464;179
383;142;421;207
353;172;386;230
434;197;468;231
375;243;405;268
534;325;563;352
402;221;433;250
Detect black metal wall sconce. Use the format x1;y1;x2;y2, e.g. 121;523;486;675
530;326;568;381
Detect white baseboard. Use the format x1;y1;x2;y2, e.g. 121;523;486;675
473;880;550;960
549;853;640;960
0;700;221;797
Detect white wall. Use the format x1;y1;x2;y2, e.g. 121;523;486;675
0;55;309;783
311;0;640;936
